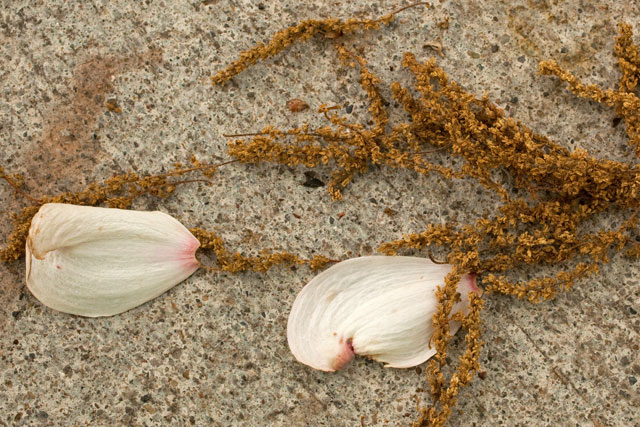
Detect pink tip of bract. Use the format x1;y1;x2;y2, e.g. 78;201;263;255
464;273;481;295
330;338;355;371
179;234;201;271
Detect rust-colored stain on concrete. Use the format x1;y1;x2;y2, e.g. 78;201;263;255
25;49;162;191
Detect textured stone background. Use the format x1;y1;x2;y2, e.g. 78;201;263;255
1;0;639;425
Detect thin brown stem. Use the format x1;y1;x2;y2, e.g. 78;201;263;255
389;2;431;16
223;131;333;139
1;175;41;203
428;251;448;264
157;159;241;178
198;264;225;272
170;179;214;186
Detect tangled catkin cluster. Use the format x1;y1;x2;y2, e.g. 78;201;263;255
212;17;640;426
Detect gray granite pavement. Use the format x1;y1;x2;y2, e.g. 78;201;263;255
1;1;638;425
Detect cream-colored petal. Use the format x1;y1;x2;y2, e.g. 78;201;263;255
26;203;200;317
287;256;478;372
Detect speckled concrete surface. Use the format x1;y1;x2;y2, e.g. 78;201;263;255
1;0;639;425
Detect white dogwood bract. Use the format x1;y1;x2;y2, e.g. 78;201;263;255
287;256;479;371
26;203;200;317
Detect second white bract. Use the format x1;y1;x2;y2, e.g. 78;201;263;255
26;203;201;317
287;256;479;371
